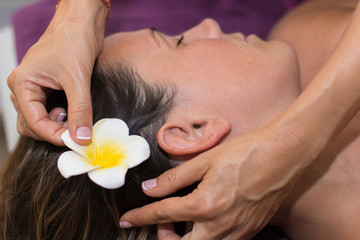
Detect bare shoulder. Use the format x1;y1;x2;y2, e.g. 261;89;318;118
268;0;357;88
269;0;357;41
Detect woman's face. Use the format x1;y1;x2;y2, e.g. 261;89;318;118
98;19;301;136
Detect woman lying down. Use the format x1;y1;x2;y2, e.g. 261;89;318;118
1;0;360;239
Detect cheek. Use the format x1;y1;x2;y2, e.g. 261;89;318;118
229;44;300;129
244;54;300;125
238;41;299;95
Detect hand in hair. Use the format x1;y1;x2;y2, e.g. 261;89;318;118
120;126;302;240
7;0;107;146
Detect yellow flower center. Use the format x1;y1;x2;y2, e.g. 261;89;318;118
88;143;126;169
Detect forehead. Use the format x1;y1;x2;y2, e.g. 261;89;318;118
99;30;157;65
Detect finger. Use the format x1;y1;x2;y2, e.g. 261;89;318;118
181;232;192;240
15;99;66;145
121;195;201;227
16;112;35;138
187;225;209;240
64;78;93;145
12;93;41;139
15;104;41;140
10;93;19;112
142;157;208;197
7;70;16;92
49;107;67;122
21;102;66;146
12;78;66;145
157;223;181;240
15;111;50;143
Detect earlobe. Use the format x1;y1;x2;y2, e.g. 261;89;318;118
157;117;231;157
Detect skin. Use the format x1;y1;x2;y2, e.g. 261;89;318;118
268;1;360;239
97;19;305;239
98;2;360;237
9;0;360;239
101;0;360;239
7;0;108;146
98;19;301;139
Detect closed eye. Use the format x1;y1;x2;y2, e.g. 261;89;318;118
150;27;184;48
177;35;184;46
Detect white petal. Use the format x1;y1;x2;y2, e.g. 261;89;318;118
88;164;128;189
93;119;129;148
61;130;94;161
58;151;98;178
124;135;150;168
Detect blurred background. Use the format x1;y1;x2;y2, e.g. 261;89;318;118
0;0;37;161
0;0;37;28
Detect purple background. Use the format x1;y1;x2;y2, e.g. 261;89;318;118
12;0;304;63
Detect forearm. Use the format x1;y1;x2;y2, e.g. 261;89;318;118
48;0;108;55
55;0;108;23
269;2;360;177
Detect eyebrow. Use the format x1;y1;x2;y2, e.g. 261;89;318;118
149;27;161;47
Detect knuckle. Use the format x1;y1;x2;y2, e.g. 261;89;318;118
193;192;231;219
163;168;177;185
7;69;18;90
17;122;26;136
7;68;34;94
154;205;170;223
16;115;39;139
193;196;218;219
10;94;19;110
69;100;92;116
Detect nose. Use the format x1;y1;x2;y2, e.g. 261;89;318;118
183;18;223;42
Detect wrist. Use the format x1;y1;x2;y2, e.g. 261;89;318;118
53;0;107;35
49;0;107;54
56;0;109;20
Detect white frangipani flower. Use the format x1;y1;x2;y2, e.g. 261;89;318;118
57;118;150;189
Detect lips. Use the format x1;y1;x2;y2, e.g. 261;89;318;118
229;32;248;42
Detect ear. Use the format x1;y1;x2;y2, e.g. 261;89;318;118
157;116;231;157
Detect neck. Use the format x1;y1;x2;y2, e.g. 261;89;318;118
271;112;360;239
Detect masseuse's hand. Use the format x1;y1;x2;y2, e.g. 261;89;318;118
120;125;304;239
121;2;360;237
7;0;107;146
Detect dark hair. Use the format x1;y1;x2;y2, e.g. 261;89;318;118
0;63;288;240
0;64;176;240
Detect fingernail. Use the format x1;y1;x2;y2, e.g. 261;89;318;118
142;178;157;191
56;113;67;122
76;126;91;140
120;221;133;229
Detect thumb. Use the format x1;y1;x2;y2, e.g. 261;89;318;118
65;80;93;145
